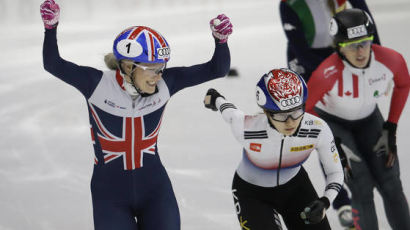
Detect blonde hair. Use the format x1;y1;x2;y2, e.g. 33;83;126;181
104;53;119;70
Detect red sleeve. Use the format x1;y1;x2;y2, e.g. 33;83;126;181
374;45;410;124
306;54;343;115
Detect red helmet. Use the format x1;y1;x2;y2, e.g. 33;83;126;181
256;68;307;112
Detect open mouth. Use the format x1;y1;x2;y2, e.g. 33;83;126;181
147;81;156;87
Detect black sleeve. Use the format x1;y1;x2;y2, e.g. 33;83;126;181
279;2;325;69
42;28;103;98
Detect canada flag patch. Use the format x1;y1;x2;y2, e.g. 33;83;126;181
250;143;262;152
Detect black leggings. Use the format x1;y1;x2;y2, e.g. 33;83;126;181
232;167;331;230
316;107;410;230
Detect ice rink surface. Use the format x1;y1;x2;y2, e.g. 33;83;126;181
0;0;409;229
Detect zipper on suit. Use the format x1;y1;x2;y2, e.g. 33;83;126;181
276;136;285;186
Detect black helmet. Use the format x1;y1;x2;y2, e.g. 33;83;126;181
330;8;375;46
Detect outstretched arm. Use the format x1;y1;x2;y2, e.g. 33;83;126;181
41;0;103;98
204;89;245;143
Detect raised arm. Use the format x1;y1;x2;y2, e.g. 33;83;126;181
163;15;232;95
41;0;103;98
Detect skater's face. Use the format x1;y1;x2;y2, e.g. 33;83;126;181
132;63;166;94
267;110;304;136
339;36;373;68
122;61;166;94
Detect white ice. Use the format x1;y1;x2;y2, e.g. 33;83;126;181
0;0;409;229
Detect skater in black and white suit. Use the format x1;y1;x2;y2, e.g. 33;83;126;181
204;68;344;230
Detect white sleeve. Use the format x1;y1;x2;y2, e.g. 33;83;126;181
315;122;344;204
215;97;245;143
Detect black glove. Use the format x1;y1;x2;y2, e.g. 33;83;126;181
300;197;330;225
373;121;397;168
204;88;224;111
335;137;353;182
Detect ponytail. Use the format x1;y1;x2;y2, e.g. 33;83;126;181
104;53;119;70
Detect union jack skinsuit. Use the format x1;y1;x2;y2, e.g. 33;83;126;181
43;28;230;230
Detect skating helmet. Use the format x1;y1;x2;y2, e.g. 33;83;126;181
256;68;307;112
113;26;170;63
330;8;375;46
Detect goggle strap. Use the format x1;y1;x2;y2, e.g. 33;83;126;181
338;35;374;48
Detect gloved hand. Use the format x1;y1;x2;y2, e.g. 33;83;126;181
335;137;360;182
300;197;330;225
204;88;224;111
40;0;60;29
373;121;397;168
210;14;233;43
289;58;306;75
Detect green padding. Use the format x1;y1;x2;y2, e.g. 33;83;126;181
286;0;315;46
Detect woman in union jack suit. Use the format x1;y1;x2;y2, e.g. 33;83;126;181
40;0;232;229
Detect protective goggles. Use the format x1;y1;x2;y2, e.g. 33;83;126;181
132;63;166;75
338;35;374;51
266;106;305;122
